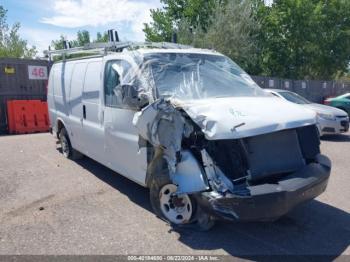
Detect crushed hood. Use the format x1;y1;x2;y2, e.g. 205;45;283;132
172;97;317;140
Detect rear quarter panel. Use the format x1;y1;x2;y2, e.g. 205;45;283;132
48;62;75;135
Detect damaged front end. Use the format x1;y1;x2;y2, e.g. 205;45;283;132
116;51;331;223
192;126;331;222
132;98;331;222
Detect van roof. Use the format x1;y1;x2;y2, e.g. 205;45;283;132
133;48;223;56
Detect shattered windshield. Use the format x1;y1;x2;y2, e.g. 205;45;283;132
143;53;267;100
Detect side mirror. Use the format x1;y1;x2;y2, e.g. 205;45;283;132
120;84;148;110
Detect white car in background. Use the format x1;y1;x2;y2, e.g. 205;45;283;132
265;89;349;136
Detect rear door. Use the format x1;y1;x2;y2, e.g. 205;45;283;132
47;65;56;130
81;59;105;162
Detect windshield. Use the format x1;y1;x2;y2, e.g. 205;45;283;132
142;53;267;100
278;91;311;104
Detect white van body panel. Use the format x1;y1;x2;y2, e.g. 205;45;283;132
48;55;148;186
80;60;105;162
104;107;148;183
102;54;148;184
68;62;87;152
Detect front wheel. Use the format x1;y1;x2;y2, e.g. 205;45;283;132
159;184;194;224
149;170;215;230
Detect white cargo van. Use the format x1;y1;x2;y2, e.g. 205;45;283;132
47;42;331;230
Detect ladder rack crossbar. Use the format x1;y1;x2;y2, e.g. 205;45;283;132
44;41;192;60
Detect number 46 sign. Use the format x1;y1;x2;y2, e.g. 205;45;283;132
28;65;48;80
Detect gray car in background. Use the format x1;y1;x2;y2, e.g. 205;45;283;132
265;89;349;136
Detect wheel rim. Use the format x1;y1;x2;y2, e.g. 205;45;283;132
60;135;69;157
159;184;193;224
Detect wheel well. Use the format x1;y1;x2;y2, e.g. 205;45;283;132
145;148;168;188
56;120;64;139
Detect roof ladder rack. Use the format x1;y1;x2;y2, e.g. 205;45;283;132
44;29;194;61
44;32;193;61
44;41;133;61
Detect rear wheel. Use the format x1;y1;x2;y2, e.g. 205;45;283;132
59;128;83;160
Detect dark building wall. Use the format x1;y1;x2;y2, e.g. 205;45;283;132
251;75;350;103
0;58;49;134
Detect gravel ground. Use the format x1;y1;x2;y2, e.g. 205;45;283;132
0;132;349;258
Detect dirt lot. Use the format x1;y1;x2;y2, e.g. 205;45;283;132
0;132;349;257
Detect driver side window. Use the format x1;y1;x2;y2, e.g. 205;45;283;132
104;60;131;108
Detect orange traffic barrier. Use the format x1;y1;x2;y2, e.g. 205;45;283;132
33;101;49;132
7;100;49;134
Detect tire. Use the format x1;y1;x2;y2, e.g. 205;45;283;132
149;159;215;230
59;128;83;160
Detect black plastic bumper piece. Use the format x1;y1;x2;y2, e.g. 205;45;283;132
196;154;331;222
341;120;349;132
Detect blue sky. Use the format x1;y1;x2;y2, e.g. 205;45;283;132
3;0;162;55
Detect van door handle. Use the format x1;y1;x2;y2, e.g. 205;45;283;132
83;105;86;119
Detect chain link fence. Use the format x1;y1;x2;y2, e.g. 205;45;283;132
251;76;350;103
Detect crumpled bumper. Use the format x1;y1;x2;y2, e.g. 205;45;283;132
196;154;331;222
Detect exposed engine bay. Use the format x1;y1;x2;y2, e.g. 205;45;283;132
133;98;324;195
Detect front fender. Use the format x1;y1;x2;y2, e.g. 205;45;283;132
173;150;209;194
146;149;209;194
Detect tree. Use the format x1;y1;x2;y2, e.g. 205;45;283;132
52;30;90;50
51;35;66;50
144;0;262;73
95;31;108;43
76;30;90;46
258;0;350;79
50;30;109;61
51;30;109;51
144;9;174;42
180;0;262;74
143;0;218;42
0;6;37;58
143;0;350;79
